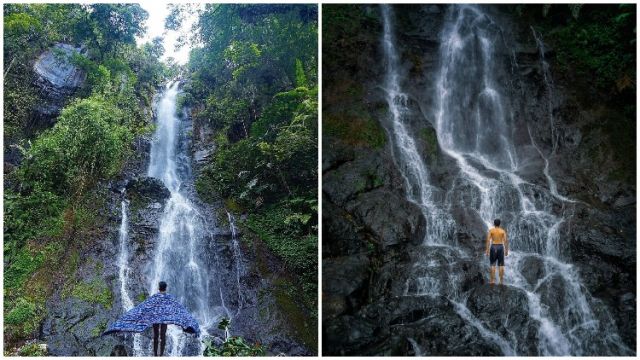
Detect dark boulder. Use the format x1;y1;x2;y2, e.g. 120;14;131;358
355;295;504;356
450;206;486;252
466;285;540;355
345;189;426;248
323;254;371;318
323;255;370;296
322;151;386;206
125;177;171;203
322;315;377;355
322;198;367;257
110;345;128;356
519;255;545;287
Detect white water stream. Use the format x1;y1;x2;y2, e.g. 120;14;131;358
114;81;235;356
146;81;230;355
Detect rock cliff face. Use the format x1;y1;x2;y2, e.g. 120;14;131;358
33;43;86;119
40;129;160;355
4;43;87;168
322;4;635;355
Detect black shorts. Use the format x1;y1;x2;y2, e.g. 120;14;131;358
490;244;504;266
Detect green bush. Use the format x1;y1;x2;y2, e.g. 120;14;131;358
203;318;265;356
250;87;316;139
4;247;45;290
246;202;317;307
17;342;47;356
5;298;37;325
4;188;66;259
204;336;266;357
524;4;636;94
5;298;40;338
196;86;317;209
20;96;133;196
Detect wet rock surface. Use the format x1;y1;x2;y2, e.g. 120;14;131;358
467;285;540;355
125;176;171;202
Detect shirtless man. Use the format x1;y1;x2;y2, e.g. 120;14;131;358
485;219;509;285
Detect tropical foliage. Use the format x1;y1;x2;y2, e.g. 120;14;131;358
203;318;266;357
180;4;319;345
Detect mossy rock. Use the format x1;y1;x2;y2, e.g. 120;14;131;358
272;278;318;351
71;279;113;310
419;126;439;162
324;113;386;149
91;319;108;338
225;198;244;213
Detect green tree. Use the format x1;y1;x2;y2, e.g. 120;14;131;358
20;96;132;197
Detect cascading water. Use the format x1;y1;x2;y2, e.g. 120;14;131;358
118;199;134;311
116;197;142;354
142;81;230;355
226;212;246;312
380;4;455;247
381;4;632;355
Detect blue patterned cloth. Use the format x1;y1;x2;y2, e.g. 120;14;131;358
103;293;200;336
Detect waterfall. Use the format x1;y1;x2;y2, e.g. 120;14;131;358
143;81;228;355
381;4;631;355
380;4;455;246
226;212;246;312
530;27;557;153
529;27;576;204
117;199;134;311
116;197;142;354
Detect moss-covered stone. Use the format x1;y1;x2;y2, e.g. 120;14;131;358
244;228;318;352
420;126;439;162
324;112;386;149
225;198;244;213
91;320;108;338
71;279;113;310
272;278;317;351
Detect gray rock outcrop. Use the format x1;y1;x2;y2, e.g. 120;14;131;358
33;43;86;117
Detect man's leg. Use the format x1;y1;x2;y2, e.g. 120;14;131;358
159;324;167;356
489;245;496;285
489;265;496;285
153;324;159;356
498;245;505;285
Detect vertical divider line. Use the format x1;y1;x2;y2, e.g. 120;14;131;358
317;2;323;356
